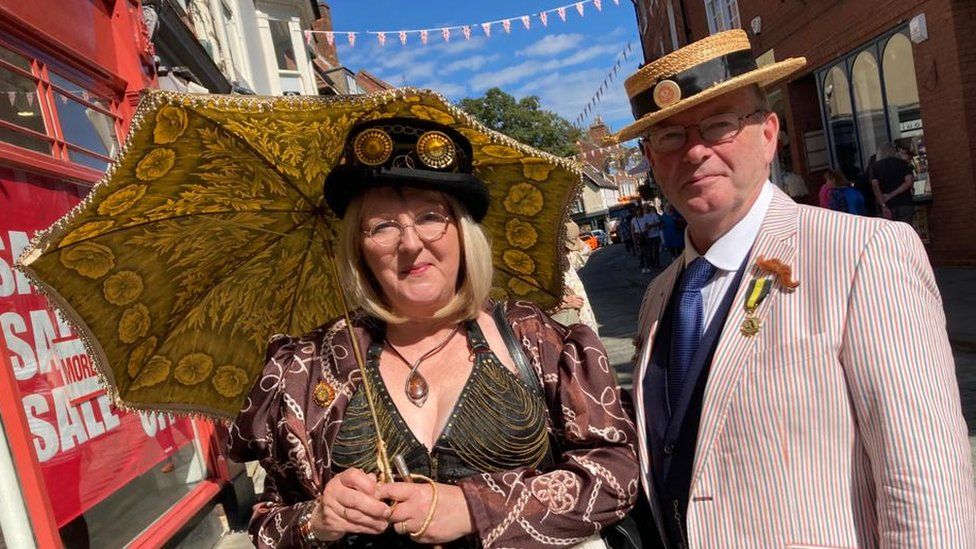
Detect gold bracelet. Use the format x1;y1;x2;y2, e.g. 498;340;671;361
407;474;438;538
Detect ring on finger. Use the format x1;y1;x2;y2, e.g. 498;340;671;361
396;521;408;535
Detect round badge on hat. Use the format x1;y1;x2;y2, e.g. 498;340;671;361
353;128;394;166
652;79;682;109
416;130;456;169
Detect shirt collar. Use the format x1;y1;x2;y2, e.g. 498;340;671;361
683;181;774;272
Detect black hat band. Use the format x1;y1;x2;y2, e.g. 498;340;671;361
629;50;758;120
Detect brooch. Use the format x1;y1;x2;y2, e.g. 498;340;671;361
312;380;337;408
740;277;771;337
755;255;799;289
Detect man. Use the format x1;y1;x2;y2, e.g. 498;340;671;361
610;30;975;547
639;203;662;272
871;142;916;223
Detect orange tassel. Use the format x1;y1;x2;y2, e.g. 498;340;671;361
755;255;799;289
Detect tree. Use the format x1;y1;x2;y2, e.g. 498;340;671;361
459;88;582;158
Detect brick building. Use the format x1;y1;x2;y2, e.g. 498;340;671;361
633;0;976;265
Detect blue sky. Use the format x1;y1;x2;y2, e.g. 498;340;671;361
330;0;644;137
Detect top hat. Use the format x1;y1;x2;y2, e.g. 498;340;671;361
609;30;806;143
324;117;490;221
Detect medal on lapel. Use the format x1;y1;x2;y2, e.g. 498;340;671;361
740;278;772;337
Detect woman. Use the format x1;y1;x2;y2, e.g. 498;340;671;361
553;221;598;333
820;168;866;215
228;116;639;548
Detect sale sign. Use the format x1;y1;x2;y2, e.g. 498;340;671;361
0;168;197;526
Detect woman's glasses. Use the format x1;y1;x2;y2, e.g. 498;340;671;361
362;212;451;248
645;109;767;153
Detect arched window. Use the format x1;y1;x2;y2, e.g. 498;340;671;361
851;50;886;168
823;65;859;178
883;33;921;139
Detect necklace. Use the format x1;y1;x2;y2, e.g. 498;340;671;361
384;323;461;407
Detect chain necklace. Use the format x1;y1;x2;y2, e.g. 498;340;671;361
384;323;461;407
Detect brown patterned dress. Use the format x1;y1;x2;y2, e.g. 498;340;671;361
227;300;639;548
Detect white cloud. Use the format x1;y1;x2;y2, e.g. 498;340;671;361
516;34;583;57
511;65;633;130
470;42;625;91
443;54;499;74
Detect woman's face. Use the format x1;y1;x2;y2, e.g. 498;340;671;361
358;187;462;318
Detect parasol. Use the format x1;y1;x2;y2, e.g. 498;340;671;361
15;88;581;425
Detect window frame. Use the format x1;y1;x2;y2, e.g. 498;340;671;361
0;37;122;179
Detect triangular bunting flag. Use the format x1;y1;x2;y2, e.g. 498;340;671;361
576;2;584;17
595;0;603;11
557;7;567;21
482;22;492;37
59;94;68;104
304;30;312;46
399;31;408;45
377;32;386;46
325;32;335;46
420;29;428;44
613;0;620;5
540;11;548;26
521;15;530;30
463;25;471;40
347;32;357;47
502;19;511;33
26;93;35;106
6;91;15;106
441;28;450;42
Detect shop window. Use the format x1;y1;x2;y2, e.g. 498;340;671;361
883;33;928;196
0;40;121;173
851;51;886;168
704;0;740;34
823;65;859;179
0;46;50;155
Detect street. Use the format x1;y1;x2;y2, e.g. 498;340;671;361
579;242;976;463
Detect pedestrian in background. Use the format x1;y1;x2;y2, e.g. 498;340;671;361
638;205;662;273
660;204;685;262
871;142;916;223
819;168;866;215
612;29;974;548
553;221;599;334
618;212;634;256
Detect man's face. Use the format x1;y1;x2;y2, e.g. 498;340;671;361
642;87;779;225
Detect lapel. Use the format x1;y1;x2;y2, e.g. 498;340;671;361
689;188;799;489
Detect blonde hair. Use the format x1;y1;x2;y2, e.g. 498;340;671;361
337;189;494;325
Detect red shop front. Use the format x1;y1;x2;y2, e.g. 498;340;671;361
0;2;235;547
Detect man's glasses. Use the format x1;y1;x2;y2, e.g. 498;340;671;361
361;211;451;248
644;109;767;153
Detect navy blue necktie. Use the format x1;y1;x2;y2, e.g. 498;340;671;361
668;257;717;412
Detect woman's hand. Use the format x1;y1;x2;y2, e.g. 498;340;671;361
308;468;391;541
378;481;474;544
560;293;585;310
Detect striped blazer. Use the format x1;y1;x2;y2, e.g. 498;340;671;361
633;187;975;548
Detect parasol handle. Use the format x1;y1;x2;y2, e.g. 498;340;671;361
325;251;395;484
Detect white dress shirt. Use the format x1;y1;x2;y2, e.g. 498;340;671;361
682;181;775;332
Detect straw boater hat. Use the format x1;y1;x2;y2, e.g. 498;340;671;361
610;29;806;143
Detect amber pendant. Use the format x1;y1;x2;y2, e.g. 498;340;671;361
405;370;429;407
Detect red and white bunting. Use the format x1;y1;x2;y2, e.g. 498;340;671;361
420;29;428;44
613;0;620;4
399;31;408;45
557;7;567;21
377;32;386;46
26;93;35;106
304;30;312;46
576;2;584;16
521;15;530;30
594;0;602;11
540;11;548;26
6;91;14;106
502;19;511;33
481;22;492;37
441;27;450;42
462;25;471;40
325;31;335;46
347;32;357;47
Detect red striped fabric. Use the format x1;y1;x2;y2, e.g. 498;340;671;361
633;187;976;547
